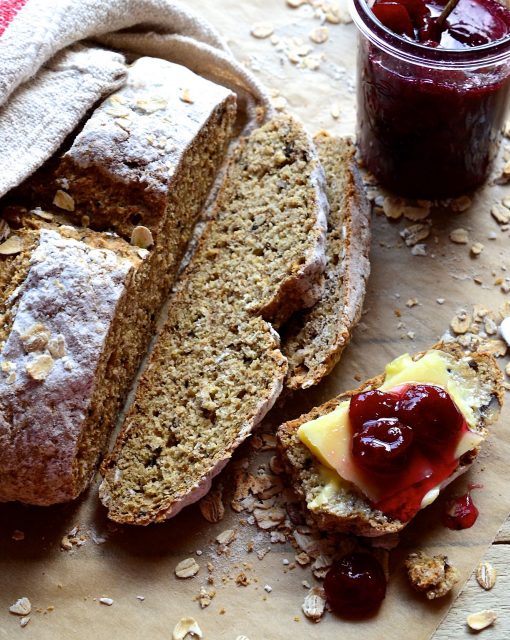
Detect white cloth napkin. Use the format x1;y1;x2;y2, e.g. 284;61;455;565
0;0;271;198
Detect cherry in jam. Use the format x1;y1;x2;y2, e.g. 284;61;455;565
349;389;399;430
348;383;470;522
443;490;479;530
397;384;464;450
324;553;387;617
352;418;414;474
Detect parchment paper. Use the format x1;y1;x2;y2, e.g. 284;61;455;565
1;1;510;638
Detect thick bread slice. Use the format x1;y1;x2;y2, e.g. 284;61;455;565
277;342;503;537
99;114;328;524
282;133;371;390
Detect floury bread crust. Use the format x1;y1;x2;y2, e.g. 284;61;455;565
0;227;142;504
99;114;329;524
277;343;504;537
0;58;237;505
282;133;371;390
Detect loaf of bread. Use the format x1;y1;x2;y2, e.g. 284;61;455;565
99;114;329;524
277;343;503;536
0;58;237;505
282;132;371;391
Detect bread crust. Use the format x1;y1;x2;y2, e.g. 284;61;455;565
277;342;504;536
282;134;371;390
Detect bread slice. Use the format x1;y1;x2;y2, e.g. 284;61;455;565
281;132;371;390
277;343;503;536
99;114;329;524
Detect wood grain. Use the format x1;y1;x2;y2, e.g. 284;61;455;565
494;516;510;543
436;545;510;638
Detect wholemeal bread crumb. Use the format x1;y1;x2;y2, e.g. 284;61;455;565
99;114;328;525
405;552;460;599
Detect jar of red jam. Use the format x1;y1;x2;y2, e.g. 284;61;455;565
349;0;510;199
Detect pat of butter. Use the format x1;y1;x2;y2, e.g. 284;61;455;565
298;350;484;508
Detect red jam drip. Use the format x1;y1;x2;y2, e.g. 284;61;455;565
443;487;480;529
349;384;470;522
372;0;510;48
324;553;387;617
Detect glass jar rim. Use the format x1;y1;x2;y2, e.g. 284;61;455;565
348;0;510;67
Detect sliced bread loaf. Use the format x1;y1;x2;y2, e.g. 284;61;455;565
281;132;371;390
0;59;237;505
99;114;328;524
277;342;503;536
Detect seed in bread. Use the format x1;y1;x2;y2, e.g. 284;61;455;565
277;343;503;536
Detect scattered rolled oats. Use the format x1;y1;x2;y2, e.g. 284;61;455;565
130;225;154;249
450;195;472;212
470;242;484;256
253;506;285;530
53;190;75;212
295;552;311;566
19;616;30;627
263;584;273;593
466;610;497;631
383;196;406;220
99;597;114;606
411;244;428;256
250;22;274;39
26;354;54;381
0;234;22;255
312;554;333;579
491;202;510;224
401;223;430;247
48;335;66;359
20;323;50;353
302;587;326;622
476;562;497;591
406;298;419;308
450;310;472;335
402;201;431;221
180;88;194;104
175;558;200;579
172;617;203;640
216;529;236;546
309;26;329;43
235;637;250;640
287;0;306;5
199;488;225;523
9;598;31;616
449;228;469;244
330;103;340;119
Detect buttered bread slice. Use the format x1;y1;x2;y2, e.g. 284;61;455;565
277;343;503;536
99;114;328;524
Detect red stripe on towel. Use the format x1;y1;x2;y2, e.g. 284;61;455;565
0;0;28;37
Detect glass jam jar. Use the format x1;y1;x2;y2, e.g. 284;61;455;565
349;0;510;199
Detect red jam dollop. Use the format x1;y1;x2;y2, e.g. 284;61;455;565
357;0;510;198
443;487;480;529
349;384;469;522
324;553;387;617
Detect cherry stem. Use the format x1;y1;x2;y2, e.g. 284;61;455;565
436;0;461;31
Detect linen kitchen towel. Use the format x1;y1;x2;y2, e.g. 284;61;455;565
0;0;270;198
